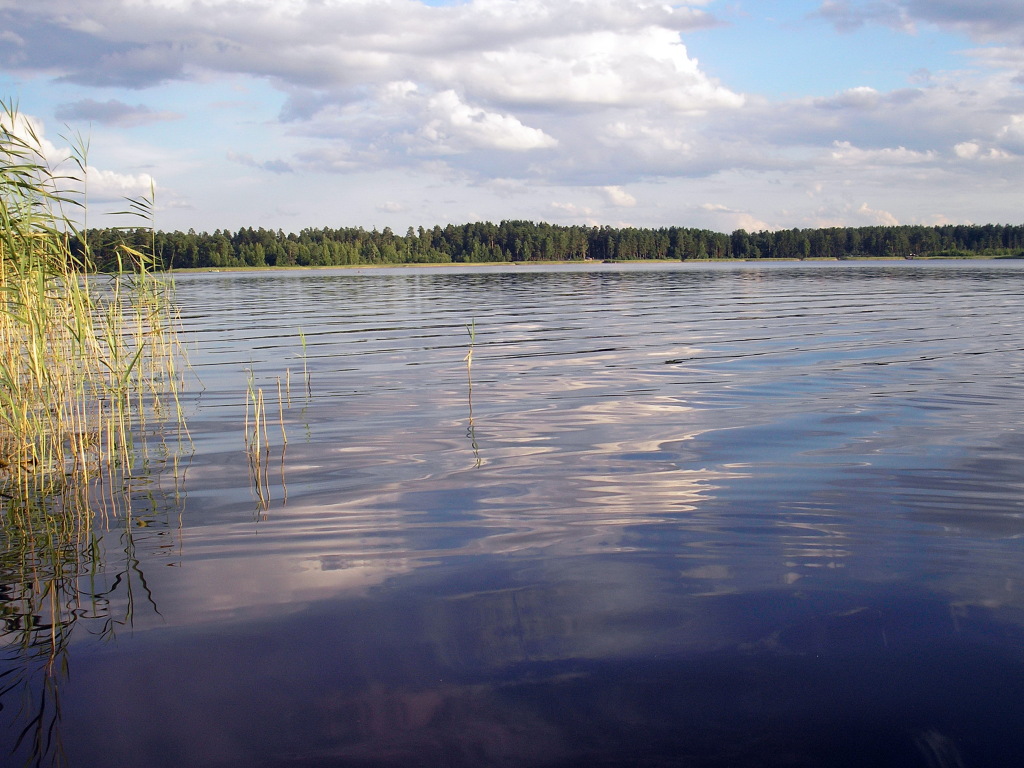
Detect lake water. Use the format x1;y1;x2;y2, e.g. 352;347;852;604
4;260;1024;767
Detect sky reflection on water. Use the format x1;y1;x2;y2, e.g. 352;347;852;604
4;261;1024;767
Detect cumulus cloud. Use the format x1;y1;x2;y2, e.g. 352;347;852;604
796;200;901;229
601;186;637;207
699;204;771;232
421;90;557;152
6;0;1024;229
828;140;937;165
435;26;743;112
822;85;883;110
84;166;156;202
0;0;741;185
954;141;981;159
716;71;1023;170
0;108;155;202
996;114;1024;151
954;140;1011;160
0;110;71;165
0;0;722;98
854;201;900;226
550;201;598;224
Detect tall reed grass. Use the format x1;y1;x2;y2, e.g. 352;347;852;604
0;100;185;499
0;101;189;766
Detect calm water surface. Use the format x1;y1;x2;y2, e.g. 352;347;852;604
4;261;1024;767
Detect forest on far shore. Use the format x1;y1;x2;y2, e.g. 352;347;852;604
75;220;1024;271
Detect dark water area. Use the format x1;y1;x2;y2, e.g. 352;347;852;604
4;261;1024;767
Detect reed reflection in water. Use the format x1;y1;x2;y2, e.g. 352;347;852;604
4;260;1024;767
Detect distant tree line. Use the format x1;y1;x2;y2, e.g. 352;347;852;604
73;221;1024;271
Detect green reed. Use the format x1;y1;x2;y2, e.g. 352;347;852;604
1;100;185;496
244;367;288;514
1;101;189;767
464;319;481;467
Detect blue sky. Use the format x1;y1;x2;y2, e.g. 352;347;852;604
2;0;1022;234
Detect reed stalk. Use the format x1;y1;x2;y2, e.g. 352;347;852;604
244;368;268;511
244;368;289;513
0;101;189;766
1;101;185;496
298;328;311;397
464;319;481;467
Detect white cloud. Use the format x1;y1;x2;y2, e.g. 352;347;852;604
601;186;637;207
954;141;1011;161
996;114;1024;150
4;0;739;180
599;119;695;154
84;165;156;202
954;141;982;159
0;109;155;203
550;201;599;224
421;90;557;152
699;204;771;232
6;0;1024;231
854;201;899;226
829;85;882;109
437;26;743;112
947;113;1024;162
828;140;937;165
0;110;71;166
4;0;722;97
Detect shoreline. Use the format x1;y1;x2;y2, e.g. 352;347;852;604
168;254;1021;274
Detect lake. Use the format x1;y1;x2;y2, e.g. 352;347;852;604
3;260;1024;767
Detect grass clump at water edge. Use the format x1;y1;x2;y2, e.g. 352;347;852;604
1;101;186;495
1;100;190;766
